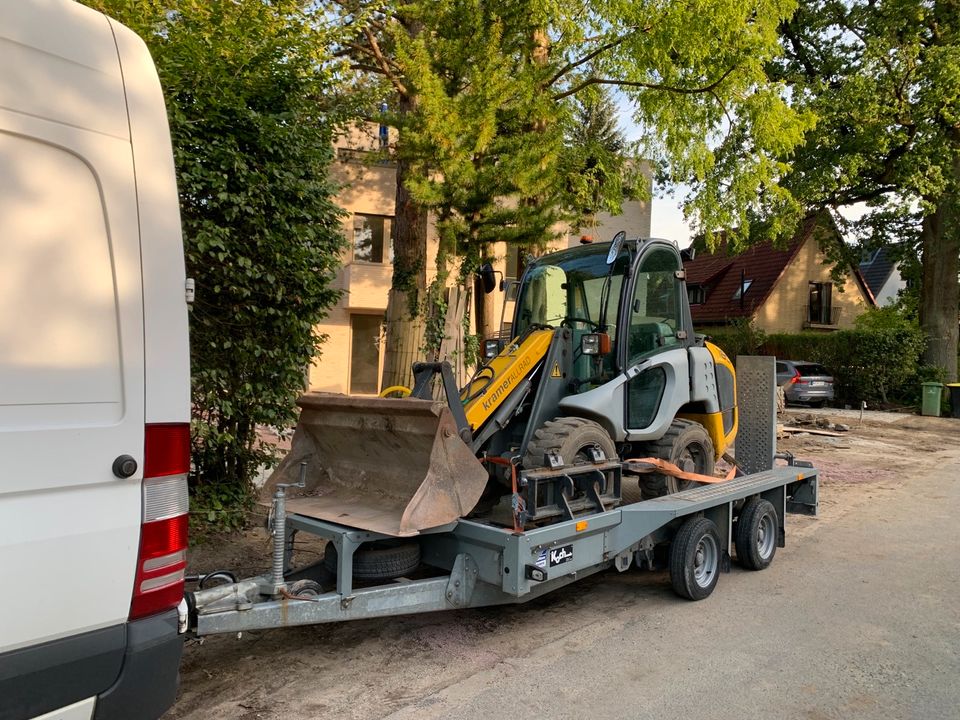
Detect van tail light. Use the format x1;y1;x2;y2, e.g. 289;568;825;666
130;423;190;620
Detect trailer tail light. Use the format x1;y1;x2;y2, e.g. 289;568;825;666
130;423;190;620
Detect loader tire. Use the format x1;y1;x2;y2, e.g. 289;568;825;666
635;419;714;500
522;417;618;469
323;540;421;580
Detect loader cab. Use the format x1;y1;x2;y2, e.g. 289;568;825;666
513;237;692;391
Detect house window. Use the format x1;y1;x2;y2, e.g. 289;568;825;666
808;282;833;324
732;279;753;300
688;285;706;305
353;214;393;264
505;246;519;280
349;314;382;394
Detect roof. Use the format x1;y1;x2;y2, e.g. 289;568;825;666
682;216;818;323
859;247;897;296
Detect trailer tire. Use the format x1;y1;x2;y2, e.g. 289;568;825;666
522;417;617;469
735;498;778;570
635;419;714;500
323;540;421;580
669;516;721;601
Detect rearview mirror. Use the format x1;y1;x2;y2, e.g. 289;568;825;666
478;263;496;294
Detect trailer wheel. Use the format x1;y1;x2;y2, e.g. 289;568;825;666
288;579;323;598
669;516;721;601
522;417;617;469
735;498;778;570
323;540;421;580
636;419;715;500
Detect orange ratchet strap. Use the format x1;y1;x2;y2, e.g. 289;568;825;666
624;457;737;485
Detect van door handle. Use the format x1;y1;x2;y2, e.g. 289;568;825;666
113;455;138;478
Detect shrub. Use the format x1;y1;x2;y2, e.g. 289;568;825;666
701;308;926;406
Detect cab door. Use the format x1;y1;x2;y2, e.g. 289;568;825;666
621;244;692;438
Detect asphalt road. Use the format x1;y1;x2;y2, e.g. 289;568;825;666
173;418;960;720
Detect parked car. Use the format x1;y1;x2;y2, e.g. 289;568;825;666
0;2;190;719
776;360;835;407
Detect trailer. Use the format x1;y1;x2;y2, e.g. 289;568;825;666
186;357;819;636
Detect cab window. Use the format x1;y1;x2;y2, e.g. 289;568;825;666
627;247;682;364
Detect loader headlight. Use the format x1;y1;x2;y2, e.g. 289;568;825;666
484;338;502;360
580;333;610;355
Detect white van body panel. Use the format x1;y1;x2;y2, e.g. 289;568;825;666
1;0;187;674
110;19;191;423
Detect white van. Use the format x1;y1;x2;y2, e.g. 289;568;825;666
0;2;190;719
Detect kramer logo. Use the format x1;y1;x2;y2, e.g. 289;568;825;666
549;545;574;567
481;355;533;412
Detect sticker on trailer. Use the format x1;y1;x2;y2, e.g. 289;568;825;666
535;549;548;568
549;545;574;567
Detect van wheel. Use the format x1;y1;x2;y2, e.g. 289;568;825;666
735;498;778;570
670;516;721;600
636;419;714;499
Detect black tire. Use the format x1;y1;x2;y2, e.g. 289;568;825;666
522;417;617;469
635;419;715;499
323;540;421;580
669;516;722;601
288;579;323;597
735;498;778;570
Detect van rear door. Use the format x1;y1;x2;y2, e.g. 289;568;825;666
0;0;145;661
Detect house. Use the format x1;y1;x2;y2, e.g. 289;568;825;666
311;123;652;395
683;215;875;333
859;246;906;306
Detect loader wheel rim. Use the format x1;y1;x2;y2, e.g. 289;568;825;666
693;534;718;588
757;513;776;560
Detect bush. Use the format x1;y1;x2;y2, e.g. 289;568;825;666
701;308;926;406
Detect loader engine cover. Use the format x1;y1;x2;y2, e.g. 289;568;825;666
263;393;489;536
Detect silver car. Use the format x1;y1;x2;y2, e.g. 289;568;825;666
776;360;835;407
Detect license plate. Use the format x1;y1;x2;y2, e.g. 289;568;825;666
809;381;825;387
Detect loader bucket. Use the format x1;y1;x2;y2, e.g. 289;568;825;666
263;393;489;537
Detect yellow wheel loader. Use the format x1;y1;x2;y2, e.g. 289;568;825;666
267;232;738;536
189;233;819;635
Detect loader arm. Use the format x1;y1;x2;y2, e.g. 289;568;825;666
460;328;554;433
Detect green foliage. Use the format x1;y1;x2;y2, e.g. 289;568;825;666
703;309;926;406
773;1;960;379
87;1;349;528
700;318;767;363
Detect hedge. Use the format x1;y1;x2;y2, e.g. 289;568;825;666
700;317;927;407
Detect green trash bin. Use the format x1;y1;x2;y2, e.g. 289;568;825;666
947;383;960;419
921;381;943;417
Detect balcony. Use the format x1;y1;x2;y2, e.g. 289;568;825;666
802;305;841;329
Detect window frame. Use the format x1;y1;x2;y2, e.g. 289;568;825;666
351;213;393;265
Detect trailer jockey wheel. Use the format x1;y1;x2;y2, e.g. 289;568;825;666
735;498;778;571
669;516;721;601
636;419;715;500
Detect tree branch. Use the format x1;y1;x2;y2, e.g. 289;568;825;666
552;65;737;101
545;29;647;88
362;26;409;98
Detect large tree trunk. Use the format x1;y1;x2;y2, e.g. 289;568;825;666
919;158;960;383
380;100;428;391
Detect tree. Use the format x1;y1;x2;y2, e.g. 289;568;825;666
86;1;349;525
561;86;645;233
338;0;809;379
773;0;960;381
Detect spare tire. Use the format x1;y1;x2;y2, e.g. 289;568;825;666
323;539;421;580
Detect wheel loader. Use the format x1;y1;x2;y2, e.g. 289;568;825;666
190;234;818;634
266;232;738;537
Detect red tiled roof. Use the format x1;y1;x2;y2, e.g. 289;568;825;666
683;216;818;323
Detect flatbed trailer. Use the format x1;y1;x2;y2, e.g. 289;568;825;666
188;459;817;636
187;356;818;636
